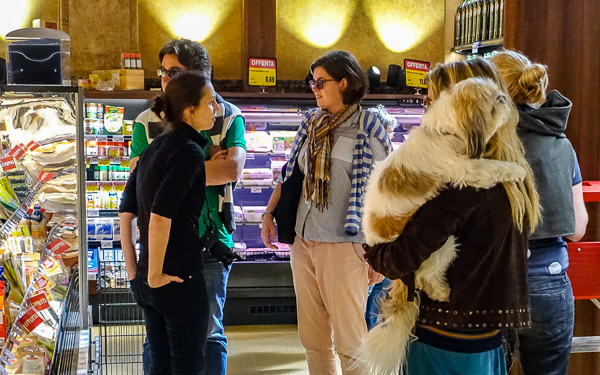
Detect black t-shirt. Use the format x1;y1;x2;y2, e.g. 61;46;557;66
119;121;207;276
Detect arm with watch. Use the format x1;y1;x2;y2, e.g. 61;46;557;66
260;182;282;250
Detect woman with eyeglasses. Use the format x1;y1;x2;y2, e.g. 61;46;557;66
260;50;393;375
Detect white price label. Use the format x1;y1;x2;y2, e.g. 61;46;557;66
250;187;263;193
101;240;113;249
88;210;99;218
113;135;124;142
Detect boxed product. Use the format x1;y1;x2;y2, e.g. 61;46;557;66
241;168;273;180
245;131;272;152
112;218;121;242
103;105;125;135
95;218;113;241
242;206;267;222
270;131;296;153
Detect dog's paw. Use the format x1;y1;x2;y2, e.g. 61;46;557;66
460;159;526;188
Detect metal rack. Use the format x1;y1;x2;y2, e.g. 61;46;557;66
96;252;145;375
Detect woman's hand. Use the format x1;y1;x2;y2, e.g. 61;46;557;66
368;266;385;286
148;273;184;288
261;214;279;250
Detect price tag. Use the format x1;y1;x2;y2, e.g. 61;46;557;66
120;159;130;168
40;256;62;276
26;141;40;151
28;292;51;312
86;182;99;192
113;135;124;142
110;157;121;164
91;157;98;165
37;171;57;182
248;58;277;87
113;182;126;192
472;41;482;54
47;238;71;255
96;135;108;141
88;209;99;218
100;181;113;192
250;187;262;194
98;158;110;166
86;158;91;168
404;59;430;88
0;155;16;171
101;240;113;249
17;308;44;334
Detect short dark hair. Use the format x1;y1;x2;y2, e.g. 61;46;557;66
151;71;210;126
310;51;368;105
159;39;211;75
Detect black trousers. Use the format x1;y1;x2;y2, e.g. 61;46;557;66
131;269;209;375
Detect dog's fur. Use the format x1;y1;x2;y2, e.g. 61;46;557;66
360;78;527;375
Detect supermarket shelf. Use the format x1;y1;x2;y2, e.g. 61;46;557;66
452;38;503;55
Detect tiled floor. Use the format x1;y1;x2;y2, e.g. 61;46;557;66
94;324;342;374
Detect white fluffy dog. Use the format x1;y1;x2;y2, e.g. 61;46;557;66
360;77;527;375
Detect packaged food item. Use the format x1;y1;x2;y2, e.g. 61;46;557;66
30;205;47;239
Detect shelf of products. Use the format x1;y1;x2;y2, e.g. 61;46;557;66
452;0;504;56
227;98;424;262
0;85;88;375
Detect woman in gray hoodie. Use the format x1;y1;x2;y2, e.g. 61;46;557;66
492;50;588;375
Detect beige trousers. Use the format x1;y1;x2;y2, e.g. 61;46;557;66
290;236;369;375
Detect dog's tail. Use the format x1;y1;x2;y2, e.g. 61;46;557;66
360;280;419;375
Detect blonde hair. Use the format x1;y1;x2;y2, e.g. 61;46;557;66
491;50;549;107
427;58;540;233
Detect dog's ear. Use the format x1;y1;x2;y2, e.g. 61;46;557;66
451;78;502;159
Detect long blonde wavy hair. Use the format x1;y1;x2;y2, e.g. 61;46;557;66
427;57;540;233
491;49;549;107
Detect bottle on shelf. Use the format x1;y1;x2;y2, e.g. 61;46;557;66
498;0;504;38
30;205;47;239
474;0;482;43
460;0;468;45
454;2;463;47
481;0;489;42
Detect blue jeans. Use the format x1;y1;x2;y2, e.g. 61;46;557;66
140;253;231;375
517;274;575;375
365;277;392;330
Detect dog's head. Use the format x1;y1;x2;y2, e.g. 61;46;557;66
422;77;511;159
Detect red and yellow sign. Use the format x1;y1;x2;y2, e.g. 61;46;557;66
404;59;430;88
248;58;277;87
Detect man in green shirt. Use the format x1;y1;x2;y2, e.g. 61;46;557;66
126;39;246;375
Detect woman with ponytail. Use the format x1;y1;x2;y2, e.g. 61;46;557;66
362;57;540;375
492;50;588;375
119;70;219;374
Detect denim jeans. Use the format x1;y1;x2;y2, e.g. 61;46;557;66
517;274;575;375
131;269;209;375
138;253;230;375
365;277;392;330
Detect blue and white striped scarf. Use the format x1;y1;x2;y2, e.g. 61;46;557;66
283;107;393;235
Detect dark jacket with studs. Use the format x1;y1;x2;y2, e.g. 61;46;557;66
366;183;532;331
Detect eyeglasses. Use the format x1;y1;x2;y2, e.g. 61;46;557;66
309;78;335;90
157;67;184;79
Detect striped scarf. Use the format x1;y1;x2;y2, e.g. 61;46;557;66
303;104;359;210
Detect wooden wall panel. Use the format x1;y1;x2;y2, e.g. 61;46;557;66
505;1;600;374
242;0;276;91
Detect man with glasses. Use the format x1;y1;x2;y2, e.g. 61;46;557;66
127;39;246;375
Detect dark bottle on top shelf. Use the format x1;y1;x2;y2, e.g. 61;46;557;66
460;1;468;45
493;0;501;39
474;0;482;43
488;0;496;40
498;0;504;38
455;3;462;46
467;0;474;44
481;0;489;42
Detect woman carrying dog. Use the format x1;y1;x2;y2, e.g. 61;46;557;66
492;50;588;375
260;50;392;374
361;58;540;375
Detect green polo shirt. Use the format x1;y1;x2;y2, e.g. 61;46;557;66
130;116;246;247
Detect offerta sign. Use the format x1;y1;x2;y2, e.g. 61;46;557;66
404;59;430;88
249;58;277;86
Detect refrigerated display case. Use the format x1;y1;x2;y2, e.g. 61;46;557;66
0;85;88;374
82;90;424;325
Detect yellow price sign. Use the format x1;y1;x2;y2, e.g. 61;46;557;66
113;182;126;192
120;159;130;169
404;59;430;89
248;58;277;87
98;157;110;166
86;182;99;192
100;182;113;192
